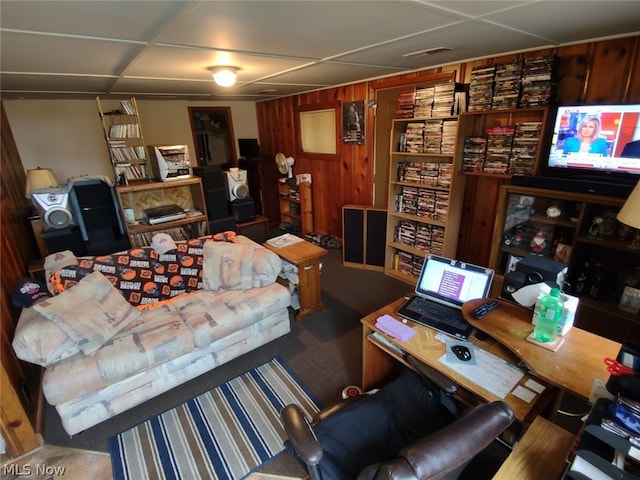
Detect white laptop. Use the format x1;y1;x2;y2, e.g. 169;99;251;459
396;254;494;339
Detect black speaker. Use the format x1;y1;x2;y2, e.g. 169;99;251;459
501;256;568;302
230;198;255;223
343;206;364;265
238;138;260;158
193;166;230;220
43;226;86;256
342;205;386;270
72;182;121;243
365;208;386;268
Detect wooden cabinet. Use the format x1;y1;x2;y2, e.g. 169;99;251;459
238;156;281;224
115;177;209;247
384;116;465;285
96;96;150;183
278;180;313;235
489;185;639;342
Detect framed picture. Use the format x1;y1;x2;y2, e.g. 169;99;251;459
506;254;523;273
342;100;365;144
619;286;640;314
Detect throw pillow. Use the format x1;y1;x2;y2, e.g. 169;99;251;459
202;241;254;291
34;271;140;355
12;306;80;367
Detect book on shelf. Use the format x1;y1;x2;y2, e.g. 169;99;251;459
120;99;135;115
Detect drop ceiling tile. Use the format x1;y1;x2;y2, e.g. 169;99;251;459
153;1;466;59
0;0;185;42
484;1;640;44
125;45;316;83
1;31;145;75
338;21;554;69
264;62;404;86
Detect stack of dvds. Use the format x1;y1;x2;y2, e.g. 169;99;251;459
412;256;425;277
415;224;432;250
401;186;419;215
437;163;453;187
433;82;455;117
469;64;496;112
441;119;458;154
431;226;445;255
403;122;424;152
434;191;450;222
397;161;420;182
510;122;542;175
397;251;414;276
395;221;417;247
396;86;417;118
462;136;487;172
414;86;435;118
423;121;442;153
492;60;523;110
421;162;440;186
484;126;515;174
417;189;436;218
520;55;558;107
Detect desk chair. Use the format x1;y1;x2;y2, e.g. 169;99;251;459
281;365;514;480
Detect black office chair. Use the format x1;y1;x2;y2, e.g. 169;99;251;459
281;362;514;480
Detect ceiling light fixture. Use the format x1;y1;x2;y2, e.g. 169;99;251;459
208;66;240;87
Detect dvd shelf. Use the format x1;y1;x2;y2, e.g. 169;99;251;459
96;96;150;184
114;177;209;247
385;115;465;285
458;106;554;177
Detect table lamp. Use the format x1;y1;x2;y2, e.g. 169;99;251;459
617;180;640;249
24;167;60;198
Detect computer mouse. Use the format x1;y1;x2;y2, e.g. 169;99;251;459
451;345;472;361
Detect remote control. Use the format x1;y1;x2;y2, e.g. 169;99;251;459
471;300;500;319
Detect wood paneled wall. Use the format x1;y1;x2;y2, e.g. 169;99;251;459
1;36;639;459
1;102;43;457
257;36;640;265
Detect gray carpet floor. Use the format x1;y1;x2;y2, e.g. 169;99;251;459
43;242;588;478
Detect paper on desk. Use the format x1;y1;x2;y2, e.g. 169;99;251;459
267;233;304;248
436;333;524;399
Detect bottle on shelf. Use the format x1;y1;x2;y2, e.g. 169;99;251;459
533;287;564;343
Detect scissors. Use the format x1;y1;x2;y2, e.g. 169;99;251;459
605;358;635;376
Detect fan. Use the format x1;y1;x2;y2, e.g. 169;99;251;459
275;152;295;179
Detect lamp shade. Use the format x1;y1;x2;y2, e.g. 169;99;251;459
25;167;60;198
209;66;239;87
617;180;640;229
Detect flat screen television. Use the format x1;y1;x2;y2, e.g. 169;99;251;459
544;104;640;189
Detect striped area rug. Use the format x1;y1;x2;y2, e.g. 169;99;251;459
109;357;321;480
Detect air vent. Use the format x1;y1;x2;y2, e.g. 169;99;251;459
257;89;278;94
403;47;452;58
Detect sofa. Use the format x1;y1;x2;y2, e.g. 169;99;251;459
12;234;291;435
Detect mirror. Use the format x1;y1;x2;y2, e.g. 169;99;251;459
188;107;237;167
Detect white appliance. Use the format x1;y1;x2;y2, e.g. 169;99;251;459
224;168;250;201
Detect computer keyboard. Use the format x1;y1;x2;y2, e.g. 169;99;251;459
408;297;469;330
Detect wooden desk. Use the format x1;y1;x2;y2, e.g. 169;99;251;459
493;416;574;480
361;298;553;424
462;298;621;402
263;239;328;321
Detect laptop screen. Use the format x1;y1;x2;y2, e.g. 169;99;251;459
415;254;494;308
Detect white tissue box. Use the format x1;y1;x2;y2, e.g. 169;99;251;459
531;285;579;336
